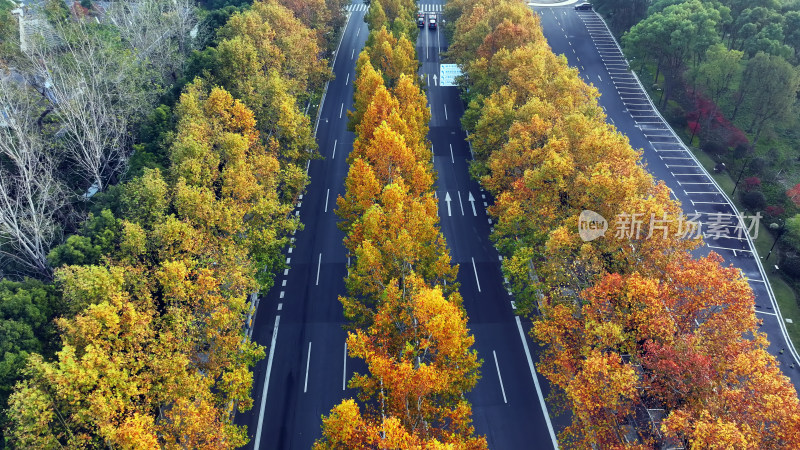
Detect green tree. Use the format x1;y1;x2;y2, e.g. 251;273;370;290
0;279;62;444
694;43;744;105
622;0;723;105
737;52;800;143
47;210;123;268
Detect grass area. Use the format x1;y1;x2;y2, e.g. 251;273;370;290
689;146;800;348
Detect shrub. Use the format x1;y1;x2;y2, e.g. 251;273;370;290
741;191;767;211
765;205;786;218
665;101;687;127
744;176;761;191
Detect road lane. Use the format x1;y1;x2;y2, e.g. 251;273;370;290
419;2;562;448
236;5;370;448
533;4;800;387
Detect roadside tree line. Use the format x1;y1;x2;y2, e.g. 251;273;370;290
1;0;336;446
592;0;800;284
313;2;487;447
444;0;800;447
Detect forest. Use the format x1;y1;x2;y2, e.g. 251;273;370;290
593;0;800;315
444;0;800;446
0;0;343;445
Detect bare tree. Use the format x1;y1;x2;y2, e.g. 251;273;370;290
107;0;199;84
25;21;161;192
0;74;69;278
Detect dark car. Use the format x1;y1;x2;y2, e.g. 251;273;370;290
429;16;437;30
417;13;425;27
574;2;592;10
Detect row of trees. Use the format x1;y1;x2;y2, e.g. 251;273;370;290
314;2;486;447
606;0;800;317
6;82;275;448
620;0;800;145
445;0;800;447
1;0;334;446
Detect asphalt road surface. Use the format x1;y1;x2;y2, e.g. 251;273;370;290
235;6;370;449
531;2;800;388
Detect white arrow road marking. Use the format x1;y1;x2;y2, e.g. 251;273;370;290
433;74;438;86
468;192;477;216
444;192;452;216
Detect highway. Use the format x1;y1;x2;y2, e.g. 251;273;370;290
236;1;564;448
419;1;560;448
529;0;800;387
235;5;369;448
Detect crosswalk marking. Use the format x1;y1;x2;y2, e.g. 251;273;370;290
418;4;442;12
345;3;442;12
345;3;369;11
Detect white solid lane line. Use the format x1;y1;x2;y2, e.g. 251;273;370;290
254;315;281;450
343;342;348;390
332;139;337;159
316;253;322;285
471;257;481;292
304;342;312;393
339;103;343;119
493;350;508;404
345;73;349;85
324;189;330;213
515;316;559;448
351;48;354;59
450;143;454;163
444;104;448;120
457;191;465;216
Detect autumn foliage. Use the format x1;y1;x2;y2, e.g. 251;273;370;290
315;15;485;449
447;0;800;447
4;82;285;448
4;1;328;446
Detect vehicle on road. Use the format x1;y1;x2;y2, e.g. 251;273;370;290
429;15;437;30
574;2;592;10
418;13;425;27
